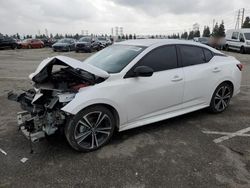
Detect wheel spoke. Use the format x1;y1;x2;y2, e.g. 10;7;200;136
76;131;92;144
215;100;222;110
96;130;110;135
91;133;95;149
78;120;91;129
223;92;231;99
221;99;227;109
94;133;99;147
95;114;108;128
221;86;226;97
83;115;93;128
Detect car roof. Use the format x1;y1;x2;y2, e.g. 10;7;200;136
118;39;202;47
117;39;223;54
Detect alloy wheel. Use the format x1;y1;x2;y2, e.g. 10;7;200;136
74;111;112;150
214;85;232;112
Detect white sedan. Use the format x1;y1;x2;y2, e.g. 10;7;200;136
9;39;242;152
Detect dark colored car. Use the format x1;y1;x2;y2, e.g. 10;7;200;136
75;37;101;53
52;38;76;52
20;39;44;49
0;36;18;49
41;38;57;47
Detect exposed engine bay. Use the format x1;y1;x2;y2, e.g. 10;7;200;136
8;56;107;142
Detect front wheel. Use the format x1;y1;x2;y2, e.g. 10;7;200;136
240;46;245;54
209;83;233;113
65;106;115;152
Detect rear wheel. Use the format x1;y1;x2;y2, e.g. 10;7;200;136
209;83;233;113
225;44;229;51
65;106;115;152
240;46;245;54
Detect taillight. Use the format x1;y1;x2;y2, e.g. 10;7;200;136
237;64;243;71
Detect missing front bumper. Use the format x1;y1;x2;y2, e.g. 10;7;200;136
17;111;45;142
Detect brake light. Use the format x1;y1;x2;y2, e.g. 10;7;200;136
237;64;243;71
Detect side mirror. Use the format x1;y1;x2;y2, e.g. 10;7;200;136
134;66;153;77
240;38;245;42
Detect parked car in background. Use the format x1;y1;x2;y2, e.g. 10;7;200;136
209;37;226;50
75;36;100;53
52;38;76;52
20;39;44;49
0;36;18;49
97;37;108;48
193;37;209;45
9;39;242;152
225;29;250;54
41;38;57;47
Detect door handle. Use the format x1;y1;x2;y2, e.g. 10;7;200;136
171;75;183;82
212;67;221;73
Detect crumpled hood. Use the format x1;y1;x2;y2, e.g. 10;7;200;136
29;56;110;80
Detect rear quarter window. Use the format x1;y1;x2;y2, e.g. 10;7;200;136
203;48;214;62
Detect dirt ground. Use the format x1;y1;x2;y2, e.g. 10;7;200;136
0;48;250;188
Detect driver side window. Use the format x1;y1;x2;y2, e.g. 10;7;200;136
136;45;178;71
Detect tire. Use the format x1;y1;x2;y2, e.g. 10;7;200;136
65;106;116;152
240;46;245;54
11;44;17;49
209;82;233;113
89;48;92;53
75;50;79;53
225;44;229;51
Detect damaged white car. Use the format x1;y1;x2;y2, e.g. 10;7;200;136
8;39;242;152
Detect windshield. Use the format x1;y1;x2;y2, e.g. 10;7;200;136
84;44;145;73
244;33;250;40
98;37;106;41
199;38;208;42
79;37;91;42
58;39;71;43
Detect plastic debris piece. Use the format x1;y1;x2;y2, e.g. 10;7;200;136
20;157;28;163
0;148;7;155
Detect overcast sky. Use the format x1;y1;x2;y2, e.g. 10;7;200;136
1;0;250;36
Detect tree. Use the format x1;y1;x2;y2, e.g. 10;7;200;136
242;17;250;28
194;30;200;37
202;26;211;37
129;34;132;39
188;31;194;40
16;33;20;39
212;22;219;37
181;32;188;39
218;21;225;37
133;34;136;39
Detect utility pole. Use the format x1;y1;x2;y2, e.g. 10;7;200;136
241;8;245;27
235;9;241;29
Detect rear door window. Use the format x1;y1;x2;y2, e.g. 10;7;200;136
203;48;214;62
178;45;206;67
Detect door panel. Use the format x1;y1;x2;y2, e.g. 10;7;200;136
123;68;184;122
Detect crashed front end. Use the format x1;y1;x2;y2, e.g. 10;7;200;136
8;56;108;142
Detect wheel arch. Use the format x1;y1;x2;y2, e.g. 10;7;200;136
209;80;234;103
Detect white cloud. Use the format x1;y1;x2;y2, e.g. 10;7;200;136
0;0;250;36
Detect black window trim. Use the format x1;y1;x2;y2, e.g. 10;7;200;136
176;44;215;67
124;44;180;78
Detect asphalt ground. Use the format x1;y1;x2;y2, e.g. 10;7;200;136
0;48;250;188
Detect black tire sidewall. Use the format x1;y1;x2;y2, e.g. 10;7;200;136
65;106;116;152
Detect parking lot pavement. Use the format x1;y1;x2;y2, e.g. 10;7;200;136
0;48;250;188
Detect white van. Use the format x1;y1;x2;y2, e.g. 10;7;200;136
225;29;250;54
